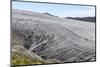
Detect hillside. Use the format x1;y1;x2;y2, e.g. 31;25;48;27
11;9;96;65
66;17;96;22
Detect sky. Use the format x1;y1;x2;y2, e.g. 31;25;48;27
12;1;95;18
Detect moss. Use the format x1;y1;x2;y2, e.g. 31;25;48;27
12;51;45;66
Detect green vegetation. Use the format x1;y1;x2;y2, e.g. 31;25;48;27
11;32;46;66
12;51;45;66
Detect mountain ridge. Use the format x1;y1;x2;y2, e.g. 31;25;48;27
12;9;96;65
66;17;96;22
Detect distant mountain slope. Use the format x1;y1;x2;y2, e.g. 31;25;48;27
66;17;96;22
12;9;96;65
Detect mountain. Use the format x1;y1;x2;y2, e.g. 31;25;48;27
43;12;58;17
66;17;96;22
12;9;96;65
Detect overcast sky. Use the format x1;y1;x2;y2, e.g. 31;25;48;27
12;1;95;18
